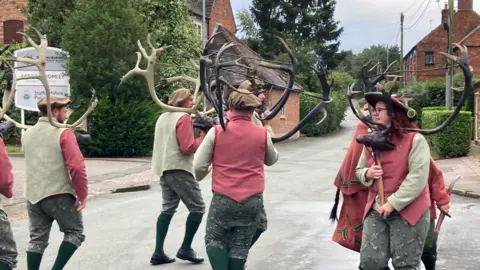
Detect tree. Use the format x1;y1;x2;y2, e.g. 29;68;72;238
350;44;401;79
23;0;77;48
250;0;344;68
60;0;148;101
235;9;262;53
134;0;202;99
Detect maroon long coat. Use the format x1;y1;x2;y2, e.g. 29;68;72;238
331;122;370;252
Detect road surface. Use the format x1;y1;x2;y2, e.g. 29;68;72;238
9;113;480;270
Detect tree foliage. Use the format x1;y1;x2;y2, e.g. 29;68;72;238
23;0;76;48
133;0;202;98
60;0;148;101
249;0;344;68
341;44;401;79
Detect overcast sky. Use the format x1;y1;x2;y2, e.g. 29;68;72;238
230;0;480;56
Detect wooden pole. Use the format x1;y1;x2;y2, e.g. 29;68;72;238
374;153;385;205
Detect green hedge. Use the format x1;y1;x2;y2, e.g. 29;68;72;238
79;98;160;157
300;91;348;136
402;77;475;127
421;108;472;158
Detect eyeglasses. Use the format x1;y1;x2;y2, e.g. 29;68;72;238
373;108;387;114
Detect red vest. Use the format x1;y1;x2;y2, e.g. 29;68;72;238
212;114;267;202
364;132;431;226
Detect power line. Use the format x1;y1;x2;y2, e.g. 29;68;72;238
403;0;424;14
405;0;433;30
404;0;429;22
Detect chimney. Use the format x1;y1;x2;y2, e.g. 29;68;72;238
458;0;473;10
442;3;449;30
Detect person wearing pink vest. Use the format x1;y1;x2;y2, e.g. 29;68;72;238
194;88;279;270
225;80;273;250
356;93;431;270
0;122;17;270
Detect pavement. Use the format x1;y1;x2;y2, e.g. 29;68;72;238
2;111;480;269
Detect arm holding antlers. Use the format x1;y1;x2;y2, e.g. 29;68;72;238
60;130;88;208
193;128;215;181
177;114;205;154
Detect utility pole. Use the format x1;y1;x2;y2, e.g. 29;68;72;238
446;0;454;109
386;44;389;67
400;13;404;88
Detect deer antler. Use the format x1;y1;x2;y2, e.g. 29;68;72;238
6;27;98;130
0;58;33;129
120;33;200;114
398;43;473;135
155;59;210;117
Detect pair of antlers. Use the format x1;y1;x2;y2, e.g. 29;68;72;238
120;34;215;118
349;43;473;139
199;34;334;142
0;28;98;131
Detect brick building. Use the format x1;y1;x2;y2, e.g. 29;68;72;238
205;24;303;140
403;0;480;83
188;0;237;38
0;0;236;45
0;0;26;45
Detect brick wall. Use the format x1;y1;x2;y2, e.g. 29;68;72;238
265;89;300;140
208;0;236;37
0;0;26;45
404;9;480;82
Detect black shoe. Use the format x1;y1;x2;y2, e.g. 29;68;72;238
176;248;204;263
150;252;175;265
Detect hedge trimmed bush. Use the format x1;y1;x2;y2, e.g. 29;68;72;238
402;77;475;127
422;108;472;158
79;98;160;157
300;91;348;136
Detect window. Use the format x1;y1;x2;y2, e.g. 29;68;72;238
280;106;286;119
3;20;24;44
425;52;434;66
194;21;202;36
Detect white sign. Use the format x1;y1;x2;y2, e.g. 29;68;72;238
13;47;70;111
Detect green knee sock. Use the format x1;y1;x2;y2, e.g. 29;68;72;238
206;246;228;270
155;213;173;254
229;258;246;270
27;251;43;270
250;229;264;248
52;241;78;270
181;213;203;250
421;255;437;270
0;260;11;270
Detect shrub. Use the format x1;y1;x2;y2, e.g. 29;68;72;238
421;108;472;159
300;91;348;136
79;98;160;157
401;77;476;127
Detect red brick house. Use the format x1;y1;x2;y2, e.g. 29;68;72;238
0;0;26;45
0;0;237;45
188;0;237;39
205;24;303;140
403;0;480;83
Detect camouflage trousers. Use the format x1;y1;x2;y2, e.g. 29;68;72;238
0;210;17;268
258;198;268;231
160;170;205;215
205;192;263;260
359;209;430;270
27;194;85;254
